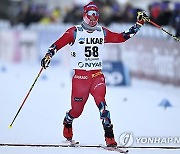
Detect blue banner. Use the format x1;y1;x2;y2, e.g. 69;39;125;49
103;61;131;86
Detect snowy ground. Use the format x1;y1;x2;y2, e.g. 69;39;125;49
0;63;180;154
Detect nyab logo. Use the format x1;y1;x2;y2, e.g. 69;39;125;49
78;38;85;44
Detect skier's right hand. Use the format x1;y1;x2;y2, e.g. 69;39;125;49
41;53;51;69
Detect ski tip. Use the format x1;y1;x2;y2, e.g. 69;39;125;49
8;125;12;128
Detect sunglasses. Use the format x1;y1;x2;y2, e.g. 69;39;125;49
87;10;99;16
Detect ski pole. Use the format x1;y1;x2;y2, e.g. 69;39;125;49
143;16;180;42
9;67;44;128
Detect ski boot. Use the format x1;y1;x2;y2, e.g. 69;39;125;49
63;112;74;140
63;122;73;140
104;125;117;147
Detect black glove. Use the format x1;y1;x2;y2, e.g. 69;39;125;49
41;53;51;69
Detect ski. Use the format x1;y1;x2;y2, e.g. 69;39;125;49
0;143;100;148
0;143;80;148
0;143;128;153
61;140;80;147
99;144;128;153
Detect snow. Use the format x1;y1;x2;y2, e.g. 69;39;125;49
0;63;180;154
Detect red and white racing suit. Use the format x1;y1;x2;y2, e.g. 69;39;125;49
48;24;141;126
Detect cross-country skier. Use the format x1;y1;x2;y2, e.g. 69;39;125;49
41;2;148;147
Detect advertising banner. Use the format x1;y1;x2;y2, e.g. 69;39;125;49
103;61;131;86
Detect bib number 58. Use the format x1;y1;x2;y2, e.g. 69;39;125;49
85;46;99;57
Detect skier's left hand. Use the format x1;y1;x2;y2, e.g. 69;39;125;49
137;11;149;26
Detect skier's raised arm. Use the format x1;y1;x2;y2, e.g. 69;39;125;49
103;11;148;43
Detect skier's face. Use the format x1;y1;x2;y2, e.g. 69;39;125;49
83;2;99;27
85;10;99;27
87;10;99;26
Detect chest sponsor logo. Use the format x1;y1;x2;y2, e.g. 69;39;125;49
78;37;103;45
78;62;102;68
86;38;103;44
78;38;85;44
